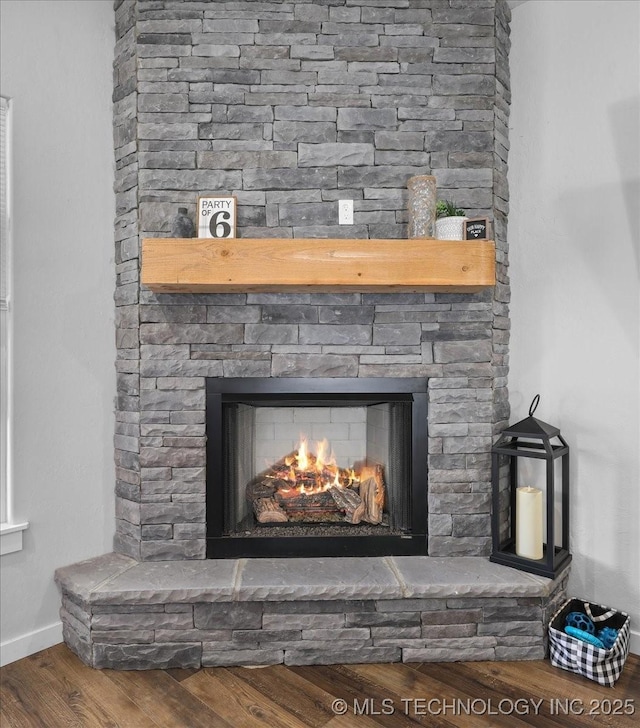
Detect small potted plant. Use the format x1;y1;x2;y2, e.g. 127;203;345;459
435;200;467;240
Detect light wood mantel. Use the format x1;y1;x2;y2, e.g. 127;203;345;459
141;237;496;293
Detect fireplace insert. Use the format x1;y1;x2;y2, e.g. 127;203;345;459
206;378;428;557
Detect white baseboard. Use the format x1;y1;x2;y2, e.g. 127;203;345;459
0;621;62;667
630;628;640;658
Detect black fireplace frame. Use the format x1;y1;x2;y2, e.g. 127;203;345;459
205;377;428;558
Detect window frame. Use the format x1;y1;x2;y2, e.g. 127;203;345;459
1;95;28;555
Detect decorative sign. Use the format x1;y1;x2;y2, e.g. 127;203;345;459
464;217;490;240
197;195;237;239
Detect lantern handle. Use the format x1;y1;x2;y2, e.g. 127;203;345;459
529;394;540;417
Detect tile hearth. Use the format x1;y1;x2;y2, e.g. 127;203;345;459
56;555;568;669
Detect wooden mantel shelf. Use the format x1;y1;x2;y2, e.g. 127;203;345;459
141;237;496;293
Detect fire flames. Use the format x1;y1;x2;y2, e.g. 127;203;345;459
249;435;385;525
274;436;360;498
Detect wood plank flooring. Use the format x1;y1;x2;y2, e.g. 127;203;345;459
1;644;638;727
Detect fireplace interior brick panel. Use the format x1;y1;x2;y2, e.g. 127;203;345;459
112;0;512;562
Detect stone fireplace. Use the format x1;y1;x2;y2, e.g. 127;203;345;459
55;0;569;669
109;0;513;563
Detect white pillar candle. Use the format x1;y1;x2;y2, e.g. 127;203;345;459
515;486;543;559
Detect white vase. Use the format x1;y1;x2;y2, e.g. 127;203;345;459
435;216;467;240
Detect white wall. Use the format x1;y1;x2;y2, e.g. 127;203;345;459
0;0;637;666
0;1;115;665
509;0;640;653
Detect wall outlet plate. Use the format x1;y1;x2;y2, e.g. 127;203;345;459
338;199;354;225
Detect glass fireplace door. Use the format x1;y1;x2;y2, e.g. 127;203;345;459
206;378;428;558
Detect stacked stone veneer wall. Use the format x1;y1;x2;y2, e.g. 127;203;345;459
56;555;569;669
112;0;511;561
63;593;562;668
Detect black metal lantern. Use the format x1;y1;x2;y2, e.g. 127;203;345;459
491;395;571;579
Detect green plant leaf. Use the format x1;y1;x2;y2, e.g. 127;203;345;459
436;199;466;218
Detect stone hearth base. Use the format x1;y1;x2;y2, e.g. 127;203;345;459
55;555;568;670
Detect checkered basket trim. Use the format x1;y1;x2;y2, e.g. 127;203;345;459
548;598;631;687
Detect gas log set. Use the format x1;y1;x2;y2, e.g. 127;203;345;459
246;437;386;527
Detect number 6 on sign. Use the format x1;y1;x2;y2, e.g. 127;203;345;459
197;195;237;239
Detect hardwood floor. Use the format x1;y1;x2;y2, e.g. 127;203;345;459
1;644;638;727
